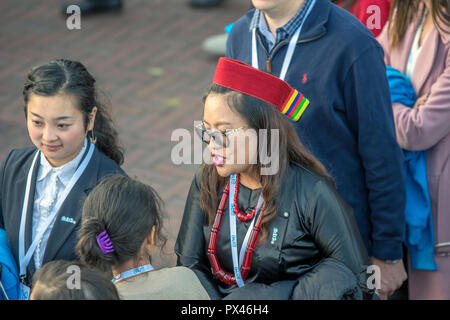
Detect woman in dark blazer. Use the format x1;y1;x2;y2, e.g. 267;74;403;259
0;59;125;292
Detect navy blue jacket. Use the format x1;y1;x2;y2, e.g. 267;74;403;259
226;0;406;260
0;146;125;285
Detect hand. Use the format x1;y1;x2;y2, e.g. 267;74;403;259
413;93;430;109
371;257;407;300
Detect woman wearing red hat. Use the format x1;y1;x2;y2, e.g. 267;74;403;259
175;58;374;300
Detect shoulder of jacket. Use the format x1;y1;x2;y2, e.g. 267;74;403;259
289;163;333;189
94;148;124;176
229;8;255;35
1;147;37;169
327;4;381;53
288;164;338;214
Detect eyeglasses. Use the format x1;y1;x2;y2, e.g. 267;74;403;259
194;122;246;148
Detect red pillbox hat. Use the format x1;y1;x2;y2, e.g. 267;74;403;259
213;57;310;122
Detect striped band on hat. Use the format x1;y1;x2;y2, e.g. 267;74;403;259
212;57;310;122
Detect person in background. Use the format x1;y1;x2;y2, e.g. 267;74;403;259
226;0;407;300
0;59;125;299
76;175;210;300
30;260;119;300
202;0;391;56
377;0;450;300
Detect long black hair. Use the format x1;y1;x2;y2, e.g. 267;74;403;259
76;175;167;273
23;59;124;165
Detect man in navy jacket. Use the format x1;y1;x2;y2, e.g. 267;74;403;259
226;0;407;299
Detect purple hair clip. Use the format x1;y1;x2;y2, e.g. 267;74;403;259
96;230;115;254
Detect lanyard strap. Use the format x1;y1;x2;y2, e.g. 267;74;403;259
111;264;154;284
228;174;264;288
19;141;95;278
251;0;317;81
0;279;10;300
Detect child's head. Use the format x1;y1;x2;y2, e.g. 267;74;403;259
76;175;166;273
30;260;119;300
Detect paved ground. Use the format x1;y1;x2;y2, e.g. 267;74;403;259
0;0;250;268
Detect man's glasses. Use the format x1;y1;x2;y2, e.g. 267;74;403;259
194;122;246;148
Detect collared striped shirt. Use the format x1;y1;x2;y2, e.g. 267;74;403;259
249;0;314;52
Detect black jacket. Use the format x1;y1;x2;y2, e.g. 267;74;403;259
175;164;374;299
0;146;125;285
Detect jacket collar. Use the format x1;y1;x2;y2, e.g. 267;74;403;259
246;0;331;43
298;0;331;42
249;0;315;36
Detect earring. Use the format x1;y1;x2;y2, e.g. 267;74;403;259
90;130;97;145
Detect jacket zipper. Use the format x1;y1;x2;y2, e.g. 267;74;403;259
256;31;326;74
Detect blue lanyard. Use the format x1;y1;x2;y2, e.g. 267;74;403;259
228;174;264;287
111;264;154;284
18;139;95;280
251;0;317;80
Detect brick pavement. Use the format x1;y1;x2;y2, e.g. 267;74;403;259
0;0;250;268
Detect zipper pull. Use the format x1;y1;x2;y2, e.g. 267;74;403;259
266;59;272;74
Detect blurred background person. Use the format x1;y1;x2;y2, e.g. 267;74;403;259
226;0;407;300
377;0;450;300
202;0;391;56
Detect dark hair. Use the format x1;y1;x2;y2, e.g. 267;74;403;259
76;175;167;273
31;260;119;300
388;0;450;48
200;84;330;242
23;59;124;165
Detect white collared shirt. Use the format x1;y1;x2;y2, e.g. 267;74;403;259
32;138;87;270
406;9;428;80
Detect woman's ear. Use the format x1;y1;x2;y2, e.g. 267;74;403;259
145;226;157;255
148;225;156;246
87;106;98;132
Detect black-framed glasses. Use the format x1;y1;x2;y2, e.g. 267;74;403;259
194;122;246;148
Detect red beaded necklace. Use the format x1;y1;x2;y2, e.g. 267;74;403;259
207;175;264;286
232;174;260;222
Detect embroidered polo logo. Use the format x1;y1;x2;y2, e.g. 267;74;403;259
302;73;308;84
271;227;279;245
61;216;76;225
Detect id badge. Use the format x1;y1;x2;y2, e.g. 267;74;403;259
19;282;31;300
